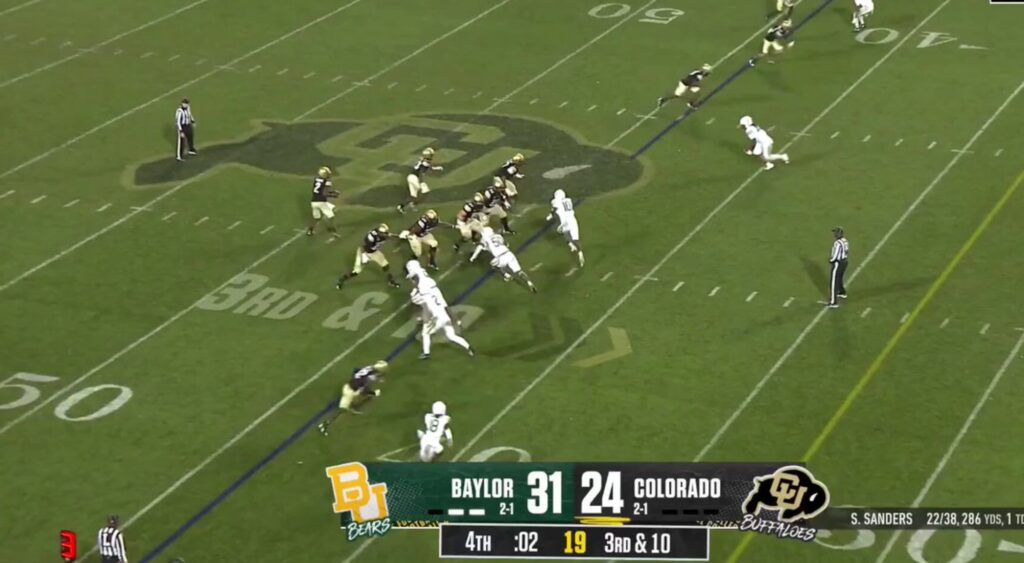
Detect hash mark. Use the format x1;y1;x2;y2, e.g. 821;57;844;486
634;275;659;282
227;221;242;230
248;64;261;72
862;134;871;142
161;212;177;221
195;58;206;65
530;263;543;272
995;149;1004;157
332;75;344;82
443;88;454;95
790;131;812;137
472;91;482;99
140;51;154;58
276;68;289;75
260;225;275;234
745;291;757;302
29;37;45;45
558;101;569;108
950;149;974;154
616;108;626;115
980;323;990;335
783;297;794;308
940;317;950;329
30;195;46;204
415;84;427;91
894;138;904;146
927;141;937;150
3;34;16;41
673;281;684;292
167;54;180;62
0;189;13;199
830;131;840;139
530;98;540;105
387;81;399;89
564;267;578;277
587;104;598;112
96;203;111;212
708;286;720;297
113;48;123;55
303;71;316;79
351;80;370;87
600;272;613;282
899;312;910;324
705;117;716;125
59;40;73;48
194;216;209;226
63;199;79;208
860;307;872;318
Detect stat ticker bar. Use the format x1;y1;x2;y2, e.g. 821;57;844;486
440;524;709;560
815;508;1024;530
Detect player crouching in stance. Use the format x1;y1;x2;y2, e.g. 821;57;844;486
336;224;401;289
470;227;538;293
751;19;794;65
417;401;453;462
317;360;389;433
400;209;441;270
852;0;873;32
398;147;443;214
657;63;711;110
407;260;475;360
546;189;584;267
307;166;340;237
453;192;486;253
739;115;790;170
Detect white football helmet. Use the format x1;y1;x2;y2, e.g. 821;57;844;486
481;226;495;238
739;115;754;127
405;259;424;279
432;401;447;416
553;189;566;200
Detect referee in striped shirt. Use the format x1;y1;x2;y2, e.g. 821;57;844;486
827;226;849;309
97;515;127;563
175;97;197;161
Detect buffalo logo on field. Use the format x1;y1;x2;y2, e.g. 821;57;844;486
130;114;645;206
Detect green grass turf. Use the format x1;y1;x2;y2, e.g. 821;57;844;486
1;0;1023;562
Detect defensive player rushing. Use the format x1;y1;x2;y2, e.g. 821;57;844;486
751;19;794;65
482;178;515;234
852;0;873;32
407;260;475;359
494;153;525;196
453;192;486;253
417;401;453;462
397;147;443;214
401;209;441;270
471;226;538;293
307;166;339;237
336;224;401;289
767;0;795;21
739;115;790;170
546;189;584;267
657;63;712;110
317;360;389;433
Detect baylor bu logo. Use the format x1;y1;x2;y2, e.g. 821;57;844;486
743;465;830;523
129;114;644;208
325;462;392;541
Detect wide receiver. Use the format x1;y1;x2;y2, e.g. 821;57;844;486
546;189;584;267
307;166;339;237
417;401;453;462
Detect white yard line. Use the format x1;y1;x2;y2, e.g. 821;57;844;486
0;0;210;89
874;332;1024;563
0;0;367;182
0;0;512;295
0;0;42;17
694;73;1024;462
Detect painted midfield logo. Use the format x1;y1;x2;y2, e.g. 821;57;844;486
131;114;645;207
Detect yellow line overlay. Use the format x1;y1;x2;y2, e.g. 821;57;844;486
724;170;1024;563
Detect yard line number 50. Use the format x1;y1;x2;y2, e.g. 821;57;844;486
587;4;684;25
0;372;132;421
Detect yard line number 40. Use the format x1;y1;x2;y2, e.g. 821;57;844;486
0;372;132;421
587;3;685;24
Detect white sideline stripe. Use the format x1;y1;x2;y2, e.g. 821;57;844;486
694;73;1023;462
874;332;1024;563
0;0;42;17
0;233;304;437
0;0;366;182
0;0;209;89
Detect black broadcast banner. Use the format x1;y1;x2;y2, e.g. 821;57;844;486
811;507;1024;530
440;524;709;560
572;463;794;525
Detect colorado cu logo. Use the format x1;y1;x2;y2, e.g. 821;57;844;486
130;114;646;207
742;465;830;523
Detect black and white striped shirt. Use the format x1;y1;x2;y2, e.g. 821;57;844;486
175;105;195;131
97;526;127;561
830;238;849;262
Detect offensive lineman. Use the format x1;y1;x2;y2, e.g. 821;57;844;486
307;166;339;237
739;115;790;170
657;63;712;110
417;401;453;462
852;0;873;32
407;261;475;359
546;189;584;267
336;224;401;289
453;192;487;253
401;209;441;270
397;147;443;214
317;360;389;433
471;226;537;293
494;153;525;196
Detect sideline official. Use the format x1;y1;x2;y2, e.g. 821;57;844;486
97;515;127;563
175;97;197;161
827;226;849;308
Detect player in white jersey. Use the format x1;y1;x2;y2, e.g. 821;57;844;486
470;227;538;292
417;401;453;462
739;115;790;170
852;0;873;32
406;261;474;360
545;189;584;267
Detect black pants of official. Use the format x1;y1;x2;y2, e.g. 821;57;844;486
829;259;848;305
177;124;196;159
101;555;121;563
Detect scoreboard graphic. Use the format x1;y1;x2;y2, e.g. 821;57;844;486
325;461;1024;560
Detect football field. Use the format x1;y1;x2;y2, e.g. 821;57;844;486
2;0;1024;562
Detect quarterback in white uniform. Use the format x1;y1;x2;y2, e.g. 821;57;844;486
852;0;874;32
407;261;474;360
546;189;584;267
739;115;790;170
470;227;538;292
417;401;453;462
